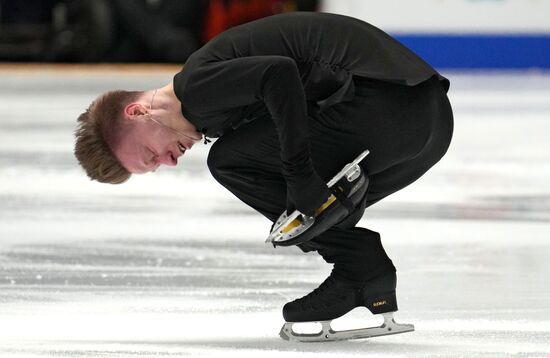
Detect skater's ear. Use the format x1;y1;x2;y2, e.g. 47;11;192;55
123;102;149;121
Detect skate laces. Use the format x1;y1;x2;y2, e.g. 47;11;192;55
299;270;350;309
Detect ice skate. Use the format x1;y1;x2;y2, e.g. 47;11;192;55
279;269;414;342
267;150;370;247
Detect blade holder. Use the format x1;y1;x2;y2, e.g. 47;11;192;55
266;150;369;245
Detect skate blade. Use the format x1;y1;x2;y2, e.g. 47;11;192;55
266;149;370;245
279;312;414;342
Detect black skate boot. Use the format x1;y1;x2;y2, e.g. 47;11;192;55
280;268;414;342
267;150;370;247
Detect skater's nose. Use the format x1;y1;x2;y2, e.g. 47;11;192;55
157;152;177;167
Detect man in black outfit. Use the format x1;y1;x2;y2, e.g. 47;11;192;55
74;12;453;341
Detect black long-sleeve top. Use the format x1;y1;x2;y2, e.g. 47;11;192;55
173;12;448;214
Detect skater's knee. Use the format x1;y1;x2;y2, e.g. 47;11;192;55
206;140;227;180
207;138;241;185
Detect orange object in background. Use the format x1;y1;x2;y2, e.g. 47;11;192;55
202;0;314;43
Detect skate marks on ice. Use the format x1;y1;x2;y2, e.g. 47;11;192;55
2;324;550;358
1;69;550;357
2;220;550;357
2;302;550;358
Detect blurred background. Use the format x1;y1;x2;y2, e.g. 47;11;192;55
1;0;549;68
0;0;318;63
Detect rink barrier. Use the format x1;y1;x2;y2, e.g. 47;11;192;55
394;34;550;69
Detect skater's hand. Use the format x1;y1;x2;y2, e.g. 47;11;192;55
286;170;331;217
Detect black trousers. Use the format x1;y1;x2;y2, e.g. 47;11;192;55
207;76;453;282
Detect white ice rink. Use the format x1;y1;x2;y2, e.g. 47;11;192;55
1;66;549;357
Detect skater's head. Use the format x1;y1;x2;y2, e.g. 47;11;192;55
74;87;202;184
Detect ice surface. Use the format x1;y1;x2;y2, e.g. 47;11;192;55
1;67;549;357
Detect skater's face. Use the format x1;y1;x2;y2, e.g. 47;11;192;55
112;105;197;174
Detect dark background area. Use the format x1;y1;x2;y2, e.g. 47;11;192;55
0;0;318;63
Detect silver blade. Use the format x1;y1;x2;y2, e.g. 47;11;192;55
280;312;414;342
266;149;370;244
326;149;369;187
